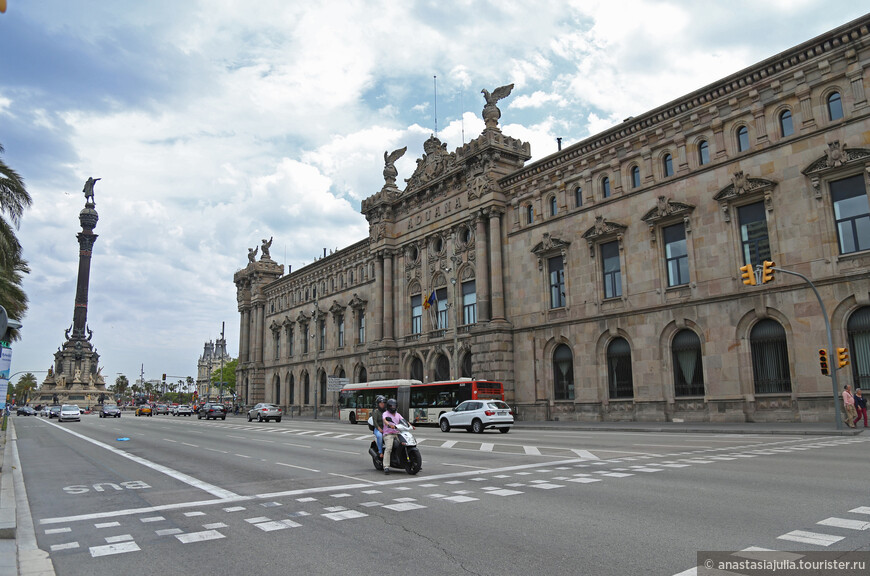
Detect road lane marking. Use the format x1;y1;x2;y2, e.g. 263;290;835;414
235;454;252;458
523;446;541;455
817;517;870;530
441;441;457;449
480;443;494;452
329;472;377;483
45;527;71;534
570;449;599;460
155;528;183;536
175;530;225;543
276;462;320;472
181;442;199;448
105;534;133;543
283;443;310;448
95;522;120;528
777;530;844;546
40;420;240;500
89;541;140;556
50;542;79;551
323;448;357;455
164;439;178;443
850;506;870;515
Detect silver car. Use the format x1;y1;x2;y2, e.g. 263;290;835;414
247;403;282;423
59;404;81;422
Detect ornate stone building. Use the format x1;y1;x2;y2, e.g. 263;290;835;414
196;338;234;401
236;16;870;422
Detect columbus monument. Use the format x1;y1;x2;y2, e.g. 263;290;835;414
38;178;107;406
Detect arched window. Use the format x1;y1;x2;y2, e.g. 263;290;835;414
737;126;750;152
435;354;450;381
750;319;791;394
303;373;310;404
602;177;611;198
526;204;535;224
630;166;641;188
319;372;327;404
672;330;704;396
663;154;674;177
607;337;634;399
574;185;583;208
698;140;710;166
461;352;472;378
274;374;281;404
549;195;558;217
289;373;295;405
848;307;870;390
553;344;574;401
779;109;794;137
410;357;424;382
358;366;368;383
827;92;844;121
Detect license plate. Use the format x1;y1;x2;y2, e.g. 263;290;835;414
497;410;508;415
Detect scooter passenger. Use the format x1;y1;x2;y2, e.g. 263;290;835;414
382;398;405;475
372;395;386;459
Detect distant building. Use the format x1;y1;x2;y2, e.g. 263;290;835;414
196;338;233;402
236;15;870;422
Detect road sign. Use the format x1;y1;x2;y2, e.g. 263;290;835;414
326;376;349;392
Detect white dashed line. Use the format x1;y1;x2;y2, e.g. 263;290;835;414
175;530;225;543
89;541;140;556
777;530;844;546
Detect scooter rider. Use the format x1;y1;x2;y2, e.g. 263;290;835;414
382;398;404;475
372;395;386;459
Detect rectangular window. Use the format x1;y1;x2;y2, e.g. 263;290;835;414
274;334;280;360
411;294;422;334
319;320;326;351
831;174;870;254
288;328;294;356
738;202;771;267
435;287;448;330
663;223;689;287
548;256;566;308
601;241;621;299
462;280;477;325
358;313;365;344
338;315;345;348
303;326;309;354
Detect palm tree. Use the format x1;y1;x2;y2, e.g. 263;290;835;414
114;374;129;403
0;142;32;341
15;372;37;404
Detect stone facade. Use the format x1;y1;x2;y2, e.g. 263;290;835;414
235;16;870;423
196;338;234;401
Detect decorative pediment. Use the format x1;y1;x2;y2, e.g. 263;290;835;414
269;320;281;333
403;135;459;194
348;293;368;310
713;171;777;222
329;300;346;317
281;315;294;327
641;196;695;240
802;141;870;199
582;216;627;258
531;232;571;270
296;310;310;324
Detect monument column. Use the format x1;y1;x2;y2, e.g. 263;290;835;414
475;211;491;322
383;250;394;340
489;209;506;321
72;189;99;338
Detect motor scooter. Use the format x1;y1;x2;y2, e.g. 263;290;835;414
367;416;422;475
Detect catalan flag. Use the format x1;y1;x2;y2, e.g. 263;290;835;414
423;290;437;310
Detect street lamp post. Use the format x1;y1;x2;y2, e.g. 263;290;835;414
312;292;320;420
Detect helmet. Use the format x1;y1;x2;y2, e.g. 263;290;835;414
375;395;386;405
386;398;397;412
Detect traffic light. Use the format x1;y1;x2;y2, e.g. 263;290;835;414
819;348;829;376
837;347;850;368
162;373;166;382
739;264;756;286
761;260;775;284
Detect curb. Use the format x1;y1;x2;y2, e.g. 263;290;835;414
510;423;863;436
0;421;14;540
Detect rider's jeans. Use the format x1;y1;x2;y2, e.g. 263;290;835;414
374;429;383;454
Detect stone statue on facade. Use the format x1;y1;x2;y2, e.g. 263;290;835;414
383;147;407;188
261;237;273;260
83;177;100;205
481;83;514;130
248;246;258;263
74;368;82;382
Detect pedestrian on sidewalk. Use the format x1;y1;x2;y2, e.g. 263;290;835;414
854;387;867;428
843;384;858;429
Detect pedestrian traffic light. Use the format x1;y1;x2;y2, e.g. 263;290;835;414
761;260;775;283
819;348;829;376
739;264;756;286
837;347;849;368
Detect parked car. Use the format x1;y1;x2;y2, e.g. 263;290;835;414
59;404;81;422
100;404;121;418
247;403;283;423
198;403;227;420
40;406;51;417
135;405;153;417
154;404;169;415
48;405;62;419
16;406;36;416
439;400;514;434
174;404;193;416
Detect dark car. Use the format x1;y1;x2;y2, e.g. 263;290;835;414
48;405;62;419
198;403;227;421
16;406;37;416
100;404;121;418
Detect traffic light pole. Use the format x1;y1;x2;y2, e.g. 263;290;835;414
770;266;843;430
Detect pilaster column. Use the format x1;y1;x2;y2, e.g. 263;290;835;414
254;304;264;363
475;211;491;322
489;209;506;321
239;307;250;363
375;254;384;341
384;250;394;340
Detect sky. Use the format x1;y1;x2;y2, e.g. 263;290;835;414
0;1;867;390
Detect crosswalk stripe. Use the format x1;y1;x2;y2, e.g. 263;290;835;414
849;506;870;515
817;517;870;530
480;443;494;452
570;449;599;460
524;446;541;456
441;440;457;448
777;530;844;546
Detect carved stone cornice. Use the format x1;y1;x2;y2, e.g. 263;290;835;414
348;293;368;310
329;300;346;317
581;216;627;258
641;196;696;240
268;320;281;334
531;232;571;270
802;141;870;199
713;171;777;222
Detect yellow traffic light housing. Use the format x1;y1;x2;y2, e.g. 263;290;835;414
837;347;849;368
739;264;756;286
819;348;829;376
761;260;775;283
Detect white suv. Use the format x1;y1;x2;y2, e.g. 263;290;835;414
439;400;513;434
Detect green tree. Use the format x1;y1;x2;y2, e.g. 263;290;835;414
210;359;238;394
0;142;32;341
15;372;37;404
113;374;129;403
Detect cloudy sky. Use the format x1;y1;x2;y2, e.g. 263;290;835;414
0;1;866;389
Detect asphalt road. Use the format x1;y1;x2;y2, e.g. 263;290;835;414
10;413;870;576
